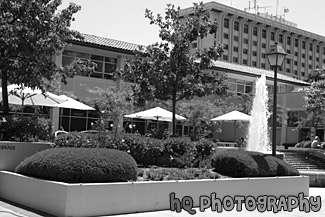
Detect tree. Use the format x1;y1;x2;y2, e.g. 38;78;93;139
0;0;82;114
86;86;135;139
303;69;325;137
122;2;227;136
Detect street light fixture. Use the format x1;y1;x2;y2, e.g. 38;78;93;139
266;42;287;156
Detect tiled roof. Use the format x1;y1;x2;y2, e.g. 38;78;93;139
212;60;310;86
70;33;140;52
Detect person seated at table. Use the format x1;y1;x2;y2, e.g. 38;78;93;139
311;136;321;149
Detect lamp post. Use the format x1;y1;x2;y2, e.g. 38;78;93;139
266;42;287;156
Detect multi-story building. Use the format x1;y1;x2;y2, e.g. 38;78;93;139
180;1;325;81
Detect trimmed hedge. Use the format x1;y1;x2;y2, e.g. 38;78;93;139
15;148;137;183
211;150;300;178
53;132;216;168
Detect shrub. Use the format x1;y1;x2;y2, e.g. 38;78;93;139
211;150;300;178
53;131;215;168
0;114;52;142
53;132;101;148
15;148;137;183
138;167;220;181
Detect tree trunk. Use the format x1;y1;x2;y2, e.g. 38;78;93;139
172;92;177;136
1;70;9;115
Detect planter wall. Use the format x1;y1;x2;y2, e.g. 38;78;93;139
0;141;52;171
0;171;309;217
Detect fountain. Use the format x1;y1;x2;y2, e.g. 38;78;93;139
246;74;271;152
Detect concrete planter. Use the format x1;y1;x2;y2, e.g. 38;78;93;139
0;141;52;171
0;171;309;217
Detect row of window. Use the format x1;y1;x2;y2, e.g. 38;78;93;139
62;50;118;80
224;18;325;54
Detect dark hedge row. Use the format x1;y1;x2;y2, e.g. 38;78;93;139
15;148;138;183
53;132;215;168
211;150;300;178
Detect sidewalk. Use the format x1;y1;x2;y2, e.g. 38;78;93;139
0;188;324;217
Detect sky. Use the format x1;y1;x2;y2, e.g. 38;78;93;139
59;0;325;46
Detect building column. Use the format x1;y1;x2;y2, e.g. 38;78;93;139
256;24;265;67
50;107;60;132
217;12;228;44
238;18;247;65
228;15;238;63
247;21;256;67
297;36;304;79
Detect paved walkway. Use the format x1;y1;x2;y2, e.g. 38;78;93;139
0;188;324;217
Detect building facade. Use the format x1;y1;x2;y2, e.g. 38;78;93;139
180;1;325;81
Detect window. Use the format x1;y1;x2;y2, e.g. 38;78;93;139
224;18;229;28
309;43;313;52
224;44;228;50
253;41;257;46
252;61;257;67
243;49;248;54
294;61;298;66
227;79;253;95
286;59;290;64
294;70;298;75
317;45;320;53
279;34;283;43
243;59;248;65
309;56;312;60
252;51;257;56
286;68;290;73
286;49;291;54
262;43;266;48
253;27;258;36
295;38;299;47
323;47;325;55
302;41;306;49
244;24;249;33
287;36;291;45
233;57;238;63
234;35;239;41
302;63;305;67
192;42;197;48
223;55;228;61
261;63;266;68
262;53;266;58
234;21;239;31
302;54;305;58
224;33;229;39
243;38;249;44
62;50;118;80
234;46;239;52
262;29;266;38
294;52;298;56
271;32;275;40
309;64;312;69
302;71;305;76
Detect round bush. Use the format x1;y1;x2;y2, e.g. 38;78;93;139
15;148;138;183
211;150;300;178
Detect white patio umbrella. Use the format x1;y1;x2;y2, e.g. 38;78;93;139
124;107;186;122
0;84;66;107
49;94;95;110
211;110;251;140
